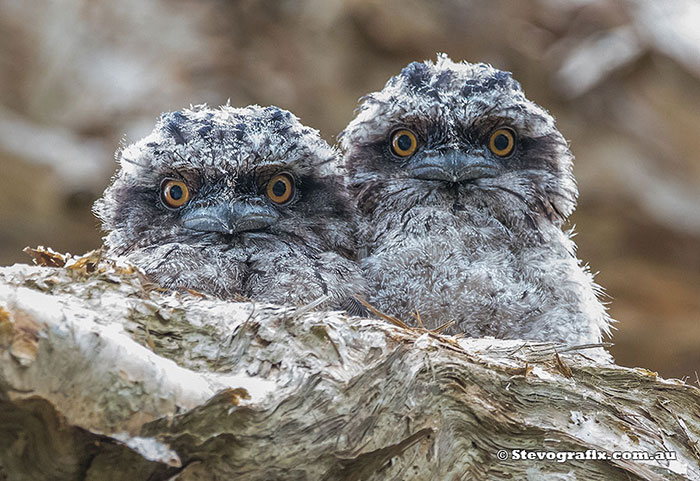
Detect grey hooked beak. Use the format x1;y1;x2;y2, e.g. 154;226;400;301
409;150;498;183
181;201;279;234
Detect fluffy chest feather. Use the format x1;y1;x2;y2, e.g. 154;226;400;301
362;206;603;344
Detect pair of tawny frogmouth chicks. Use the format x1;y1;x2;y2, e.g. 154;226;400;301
95;55;612;352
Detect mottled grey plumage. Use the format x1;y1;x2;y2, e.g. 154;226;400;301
95;104;366;312
341;55;612;349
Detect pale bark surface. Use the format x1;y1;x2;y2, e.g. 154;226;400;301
0;250;699;480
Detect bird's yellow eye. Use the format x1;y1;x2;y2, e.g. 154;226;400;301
489;127;516;157
161;179;190;208
390;129;418;157
266;173;295;205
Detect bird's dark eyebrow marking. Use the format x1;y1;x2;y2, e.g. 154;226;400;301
232;123;247;141
161;111;191;145
433;70;455;89
277;124;295;138
461;70;518;96
197;125;212;138
165;120;187;145
400;61;432;89
269;107;291;122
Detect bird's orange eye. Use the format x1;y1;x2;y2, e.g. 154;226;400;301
489;127;516;157
390;129;418;157
266;173;295;205
160;179;190;208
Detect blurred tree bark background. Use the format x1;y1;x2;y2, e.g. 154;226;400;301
0;0;698;378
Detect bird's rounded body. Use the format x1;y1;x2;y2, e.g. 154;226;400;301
96;104;366;312
341;55;612;348
362;198;606;345
125;237;365;309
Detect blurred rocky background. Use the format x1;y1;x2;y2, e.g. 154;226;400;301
0;0;698;378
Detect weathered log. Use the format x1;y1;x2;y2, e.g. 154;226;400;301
0;249;698;480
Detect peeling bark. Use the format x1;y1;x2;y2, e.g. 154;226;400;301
0;250;699;480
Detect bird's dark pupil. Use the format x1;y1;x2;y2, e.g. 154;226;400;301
272;180;287;197
169;185;183;200
397;134;412;151
494;134;510;151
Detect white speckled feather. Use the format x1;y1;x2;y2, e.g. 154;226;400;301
96;104;366;312
341;56;612;353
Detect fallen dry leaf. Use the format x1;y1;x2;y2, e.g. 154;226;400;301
23;246;68;268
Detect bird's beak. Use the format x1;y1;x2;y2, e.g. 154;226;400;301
409;150;498;183
181;201;279;234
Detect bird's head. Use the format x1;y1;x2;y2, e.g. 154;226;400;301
95;105;353;256
340;54;577;227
